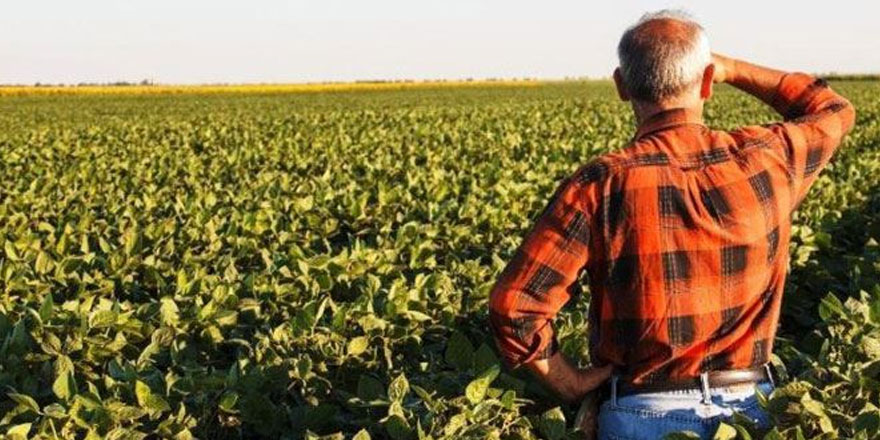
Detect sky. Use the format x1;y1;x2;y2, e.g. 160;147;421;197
1;0;877;85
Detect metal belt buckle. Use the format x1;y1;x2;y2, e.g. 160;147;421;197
699;372;711;404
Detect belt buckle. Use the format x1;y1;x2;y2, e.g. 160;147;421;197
699;372;711;404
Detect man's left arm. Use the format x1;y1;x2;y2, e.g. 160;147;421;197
488;169;611;404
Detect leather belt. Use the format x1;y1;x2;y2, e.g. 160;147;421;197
614;365;773;398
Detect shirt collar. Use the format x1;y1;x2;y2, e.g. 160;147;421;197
634;107;705;140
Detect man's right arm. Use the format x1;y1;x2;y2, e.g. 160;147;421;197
712;53;856;206
712;54;787;107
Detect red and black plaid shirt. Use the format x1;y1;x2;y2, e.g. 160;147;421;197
489;73;855;384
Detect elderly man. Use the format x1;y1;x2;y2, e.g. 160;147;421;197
488;9;855;439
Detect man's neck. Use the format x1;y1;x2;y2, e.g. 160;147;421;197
632;97;704;126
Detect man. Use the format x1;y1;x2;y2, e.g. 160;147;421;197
488;9;855;440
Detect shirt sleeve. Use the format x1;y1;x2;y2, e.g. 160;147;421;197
766;73;856;208
488;168;599;369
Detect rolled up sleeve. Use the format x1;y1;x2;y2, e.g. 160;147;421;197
767;73;856;207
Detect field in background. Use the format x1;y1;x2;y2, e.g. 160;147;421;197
3;74;875;97
0;79;542;97
1;81;880;439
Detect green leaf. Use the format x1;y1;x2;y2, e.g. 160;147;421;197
218;391;239;413
295;195;314;212
474;342;499;372
800;392;825;417
404;310;432;322
818;414;835;434
869;293;880;325
89;309;118;328
358;314;387;332
122;225;140;255
411;385;434;406
445;331;474;371
35;250;54;274
43;403;67;418
465;364;500;404
713;423;737;440
53;371;76;401
358;375;385;402
388;400;404;418
501;390;516;409
159;297;180;326
352;429;371;440
384;414;412;440
537;407;566;440
863;337;880;359
347;336;370;356
855;410;880;436
135;380;171;414
296;356;313;378
106;401;146;421
4;241;20;260
818;293;845;321
733;422;753;440
176;269;188;294
388;373;409;402
444;413;467;436
135;380;152;405
292;298;326;335
39;293;55;321
8;393;40;414
7;423;31;440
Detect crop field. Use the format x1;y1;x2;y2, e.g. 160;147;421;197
1;80;880;440
0;80;539;98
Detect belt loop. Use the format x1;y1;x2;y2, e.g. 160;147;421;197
611;375;619;406
765;363;775;388
699;372;711;404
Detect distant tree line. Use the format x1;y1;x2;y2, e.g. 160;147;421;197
29;79;156;87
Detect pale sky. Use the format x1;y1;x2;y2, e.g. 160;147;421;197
2;0;877;85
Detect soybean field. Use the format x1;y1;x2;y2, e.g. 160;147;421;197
1;80;880;439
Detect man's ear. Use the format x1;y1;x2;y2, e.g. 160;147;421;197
613;68;630;102
700;64;715;100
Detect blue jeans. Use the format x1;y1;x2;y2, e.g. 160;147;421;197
598;378;774;440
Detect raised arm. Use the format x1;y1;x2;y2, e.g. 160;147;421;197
488;168;611;403
712;53;856;206
711;53;786;106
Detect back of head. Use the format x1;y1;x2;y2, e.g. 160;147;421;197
617;10;710;103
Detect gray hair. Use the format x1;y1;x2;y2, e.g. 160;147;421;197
617;9;711;102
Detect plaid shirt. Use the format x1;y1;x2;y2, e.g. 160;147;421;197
489;73;855;384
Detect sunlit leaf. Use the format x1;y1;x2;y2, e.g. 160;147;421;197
465;364;500;404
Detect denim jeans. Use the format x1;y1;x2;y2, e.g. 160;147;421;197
597;378;774;440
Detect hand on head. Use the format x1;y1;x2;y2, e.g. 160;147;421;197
711;53;734;84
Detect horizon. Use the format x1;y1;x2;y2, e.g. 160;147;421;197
2;0;878;85
5;72;880;88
